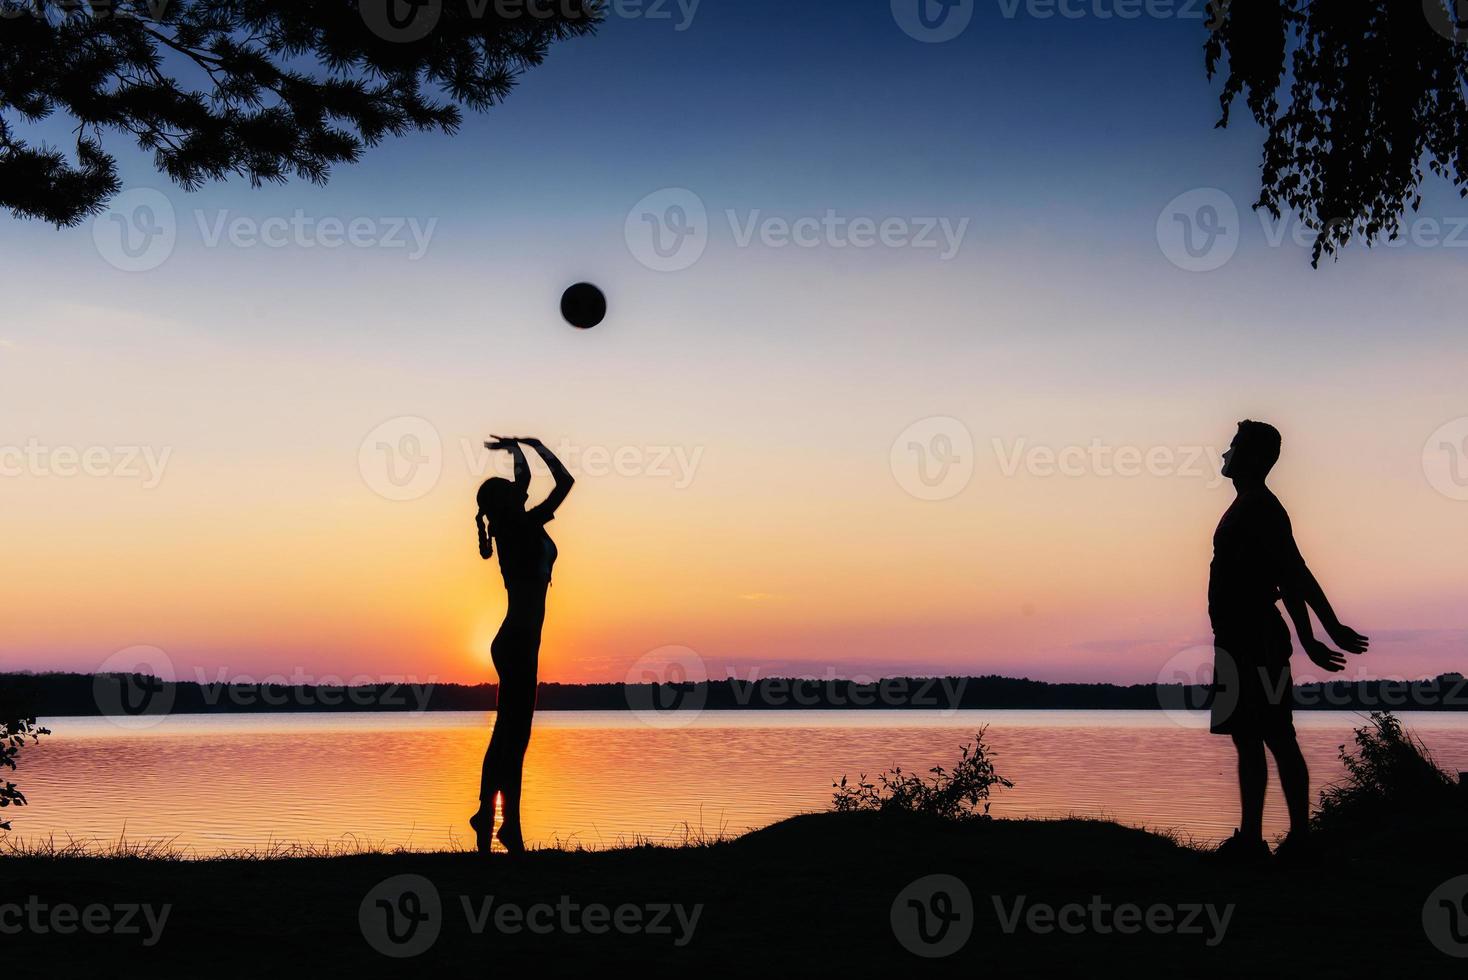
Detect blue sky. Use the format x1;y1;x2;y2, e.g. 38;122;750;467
3;1;1467;684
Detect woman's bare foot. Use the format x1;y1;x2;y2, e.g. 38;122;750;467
468;810;494;854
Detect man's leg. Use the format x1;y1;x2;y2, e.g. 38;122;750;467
1264;729;1310;836
1231;733;1267;840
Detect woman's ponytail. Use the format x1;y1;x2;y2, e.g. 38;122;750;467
477;510;493;560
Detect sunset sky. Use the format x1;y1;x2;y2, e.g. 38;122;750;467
3;2;1466;687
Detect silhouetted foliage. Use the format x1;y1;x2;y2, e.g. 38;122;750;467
0;0;600;225
832;729;1013;821
1206;0;1468;264
10;671;1468;714
1313;711;1460;838
0;682;50;832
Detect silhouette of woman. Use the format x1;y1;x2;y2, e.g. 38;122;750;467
469;436;574;854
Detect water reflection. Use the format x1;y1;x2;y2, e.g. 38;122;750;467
12;710;1468;855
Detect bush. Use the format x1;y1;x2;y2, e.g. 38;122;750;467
1;685;50;832
832;728;1013;821
1313;711;1460;839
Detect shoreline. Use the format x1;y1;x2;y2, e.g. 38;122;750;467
4;812;1458;974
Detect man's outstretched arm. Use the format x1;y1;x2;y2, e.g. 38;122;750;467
1276;526;1370;664
1281;591;1345;672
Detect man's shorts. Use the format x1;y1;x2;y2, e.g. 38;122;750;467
1210;612;1295;739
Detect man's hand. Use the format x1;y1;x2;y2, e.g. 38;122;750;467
1325;622;1370;655
1304;639;1348;672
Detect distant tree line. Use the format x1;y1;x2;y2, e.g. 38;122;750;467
7;671;1467;717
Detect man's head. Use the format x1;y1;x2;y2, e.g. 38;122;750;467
1221;420;1281;483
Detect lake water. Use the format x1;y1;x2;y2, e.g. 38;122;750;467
12;710;1468;856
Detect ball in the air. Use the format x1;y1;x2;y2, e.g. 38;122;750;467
560;282;606;329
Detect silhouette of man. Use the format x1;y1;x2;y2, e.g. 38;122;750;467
1208;420;1369;863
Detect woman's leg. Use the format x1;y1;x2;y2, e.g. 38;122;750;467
477;584;545;851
